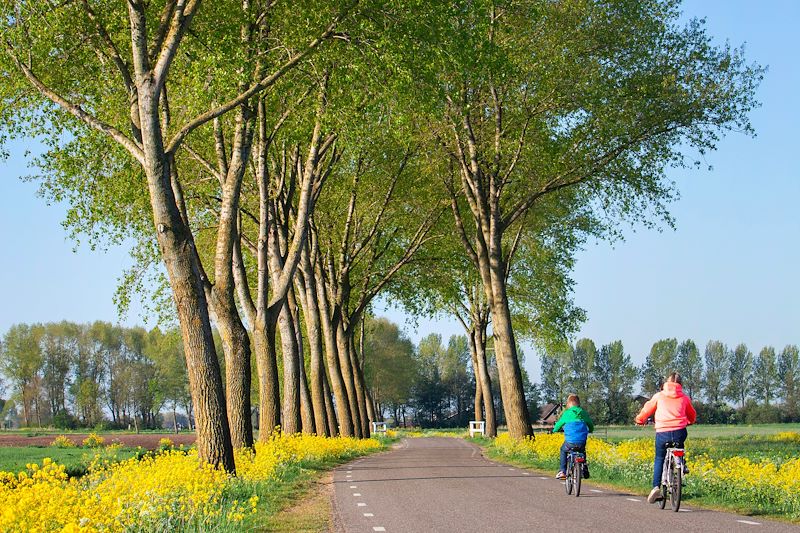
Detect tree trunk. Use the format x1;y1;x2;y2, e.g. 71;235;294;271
336;321;364;438
289;288;316;435
137;83;234;471
296;264;330;436
468;333;483;422
253;317;282;438
321;363;338;436
486;257;530;438
473;327;497;437
210;308;253;448
346;332;370;437
316;282;355;437
278;301;301;434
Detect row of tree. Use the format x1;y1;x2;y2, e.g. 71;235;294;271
541;338;800;424
1;0;760;470
0;322;190;430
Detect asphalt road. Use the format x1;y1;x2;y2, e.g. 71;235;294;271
332;437;800;533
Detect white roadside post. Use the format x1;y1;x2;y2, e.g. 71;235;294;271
371;421;388;434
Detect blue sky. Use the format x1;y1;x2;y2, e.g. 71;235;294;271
1;1;798;384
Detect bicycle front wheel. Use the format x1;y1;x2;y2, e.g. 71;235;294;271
671;462;682;511
574;462;582;497
565;467;573;495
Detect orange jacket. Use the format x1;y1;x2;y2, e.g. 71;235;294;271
635;382;697;432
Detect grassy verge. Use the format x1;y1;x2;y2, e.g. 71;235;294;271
473;435;800;524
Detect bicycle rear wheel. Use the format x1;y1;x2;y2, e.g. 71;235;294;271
574;462;582;497
670;463;682;511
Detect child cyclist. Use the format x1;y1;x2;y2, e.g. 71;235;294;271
552;394;594;480
635;372;697;503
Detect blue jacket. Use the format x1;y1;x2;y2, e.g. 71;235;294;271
552;406;594;444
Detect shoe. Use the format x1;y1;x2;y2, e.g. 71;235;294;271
647;487;662;504
583;466;590;479
556;471;566;480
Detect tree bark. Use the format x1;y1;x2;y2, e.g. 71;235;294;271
295;253;331;436
138;83;235;470
316;274;355;437
473;325;497;437
289;287;316;434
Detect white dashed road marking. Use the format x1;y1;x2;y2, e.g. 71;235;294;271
523;472;531;475
538;477;548;480
357;503;367;507
373;528;386;532
353;493;361;496
350;485;357;488
363;513;374;517
737;520;761;526
626;498;641;502
679;509;691;512
590;489;602;493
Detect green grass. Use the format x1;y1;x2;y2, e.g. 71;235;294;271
594;423;800;442
0;445;139;477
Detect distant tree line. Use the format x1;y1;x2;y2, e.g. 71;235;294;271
0;322;191;430
363;318;540;429
541;338;800;425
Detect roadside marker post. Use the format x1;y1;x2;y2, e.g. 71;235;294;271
371;421;388;434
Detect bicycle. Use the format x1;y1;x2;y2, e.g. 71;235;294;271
564;447;586;497
658;442;685;511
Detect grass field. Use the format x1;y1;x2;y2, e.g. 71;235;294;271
0;445;139;476
593;423;800;442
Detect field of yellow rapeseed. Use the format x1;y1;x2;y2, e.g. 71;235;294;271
490;431;800;519
0;433;383;532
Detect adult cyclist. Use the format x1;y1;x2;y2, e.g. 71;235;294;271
635;372;697;503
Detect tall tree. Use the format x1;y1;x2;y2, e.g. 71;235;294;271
571;339;598;406
429;0;761;438
752;346;778;406
594;340;638;424
675;339;702;399
725;343;753;409
540;347;571;407
641;338;678;396
703;340;729;405
778;345;800;420
0;324;43;426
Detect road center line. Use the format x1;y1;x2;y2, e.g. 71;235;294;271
350;485;357;488
626;498;641;502
353;493;361;496
357;502;367;507
737;520;761;525
373;527;386;532
363;513;374;517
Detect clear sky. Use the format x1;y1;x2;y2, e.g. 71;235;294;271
1;1;797;384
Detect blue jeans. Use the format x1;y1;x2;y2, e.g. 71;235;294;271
653;428;687;488
560;442;585;472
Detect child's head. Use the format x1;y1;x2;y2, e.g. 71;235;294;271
566;394;580;408
666;372;682;384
